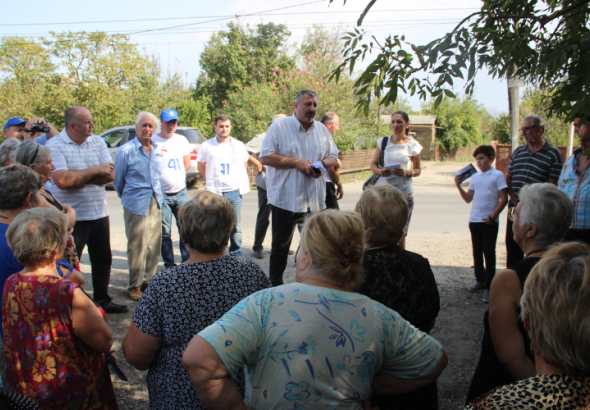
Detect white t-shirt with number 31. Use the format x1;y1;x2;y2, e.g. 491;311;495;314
197;136;250;195
151;133;192;194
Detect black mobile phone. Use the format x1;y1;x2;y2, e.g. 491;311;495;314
311;166;321;175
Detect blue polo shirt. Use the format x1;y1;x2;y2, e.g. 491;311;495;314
114;137;163;216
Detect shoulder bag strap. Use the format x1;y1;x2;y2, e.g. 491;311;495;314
378;137;389;168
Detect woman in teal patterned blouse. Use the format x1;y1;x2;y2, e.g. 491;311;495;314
183;210;448;410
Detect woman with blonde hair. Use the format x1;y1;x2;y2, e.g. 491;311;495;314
2;208;118;409
466;241;590;408
183;210;448;410
355;184;441;409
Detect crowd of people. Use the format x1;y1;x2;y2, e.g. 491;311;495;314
0;88;589;410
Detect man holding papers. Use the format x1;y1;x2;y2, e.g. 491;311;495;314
259;90;339;286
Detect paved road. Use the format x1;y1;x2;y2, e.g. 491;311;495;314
87;161;508;302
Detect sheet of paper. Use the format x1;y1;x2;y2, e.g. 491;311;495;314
310;161;327;173
384;163;401;180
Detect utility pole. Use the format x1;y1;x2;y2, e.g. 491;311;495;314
507;77;524;152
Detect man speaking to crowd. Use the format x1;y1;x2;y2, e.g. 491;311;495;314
259;90;339;286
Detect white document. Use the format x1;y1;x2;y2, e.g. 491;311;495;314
384;163;401;180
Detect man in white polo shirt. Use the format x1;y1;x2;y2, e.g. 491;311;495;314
152;109;191;268
197;114;250;257
47;106;128;314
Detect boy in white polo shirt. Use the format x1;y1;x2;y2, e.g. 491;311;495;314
197;114;250;257
454;145;508;302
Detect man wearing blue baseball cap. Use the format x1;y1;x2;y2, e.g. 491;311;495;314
152;109;191;267
3;118;26;141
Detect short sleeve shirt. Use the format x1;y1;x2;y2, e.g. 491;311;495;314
46;130;112;221
198;283;444;410
376;137;423;194
468;168;508;223
151;133;192;194
133;256;272;410
506;142;563;200
197;137;250;195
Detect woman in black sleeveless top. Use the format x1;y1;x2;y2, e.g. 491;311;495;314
466;183;574;404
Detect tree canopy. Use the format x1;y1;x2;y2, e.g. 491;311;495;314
195;22;295;112
331;0;590;120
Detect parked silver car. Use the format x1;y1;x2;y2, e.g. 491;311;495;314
99;125;207;186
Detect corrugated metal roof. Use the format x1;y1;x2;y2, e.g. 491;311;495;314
380;114;437;125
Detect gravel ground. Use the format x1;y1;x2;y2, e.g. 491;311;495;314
0;161;504;409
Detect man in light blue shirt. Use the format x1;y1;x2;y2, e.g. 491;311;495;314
114;112;163;301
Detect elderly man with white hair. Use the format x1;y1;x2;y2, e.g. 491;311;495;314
114;112;163;301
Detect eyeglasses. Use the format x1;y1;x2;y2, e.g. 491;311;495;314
508;206;517;222
520;125;539;133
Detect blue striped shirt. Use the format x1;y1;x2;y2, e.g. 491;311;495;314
558;147;590;229
507;142;563;199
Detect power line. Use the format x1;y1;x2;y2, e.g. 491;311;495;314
0;8;479;27
126;0;328;35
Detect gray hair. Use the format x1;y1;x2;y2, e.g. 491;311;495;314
0;138;19;166
135;111;160;129
7;208;69;266
295;89;319;104
13;140;50;168
523;115;544;133
0;164;40;210
518;183;573;247
321;112;337;125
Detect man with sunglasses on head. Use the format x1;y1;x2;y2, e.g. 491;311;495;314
505;115;563;267
152;109;191;268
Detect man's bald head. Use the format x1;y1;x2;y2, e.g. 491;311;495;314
64;106;90;129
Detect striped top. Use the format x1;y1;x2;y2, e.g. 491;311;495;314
558;147;590;229
259;115;339;213
507;141;563;200
47;130;112;221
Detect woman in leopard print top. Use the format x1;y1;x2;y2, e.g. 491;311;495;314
466;242;590;409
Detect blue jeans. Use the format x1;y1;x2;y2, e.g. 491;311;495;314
161;188;190;268
223;190;242;257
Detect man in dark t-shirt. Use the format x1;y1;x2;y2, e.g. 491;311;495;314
505;115;563;266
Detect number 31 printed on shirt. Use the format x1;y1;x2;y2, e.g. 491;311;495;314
220;163;230;175
168;159;182;170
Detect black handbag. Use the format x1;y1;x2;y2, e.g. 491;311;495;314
363;136;389;191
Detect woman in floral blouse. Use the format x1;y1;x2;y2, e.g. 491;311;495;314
183;210;448;410
2;208;117;410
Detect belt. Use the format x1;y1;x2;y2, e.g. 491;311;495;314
164;189;184;196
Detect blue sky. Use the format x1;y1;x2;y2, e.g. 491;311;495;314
2;0;515;115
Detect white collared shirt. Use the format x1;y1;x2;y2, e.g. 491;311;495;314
259;115;339;213
46;130;112;221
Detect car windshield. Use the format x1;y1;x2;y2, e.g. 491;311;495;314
177;128;206;144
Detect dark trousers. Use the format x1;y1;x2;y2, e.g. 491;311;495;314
505;218;524;268
565;229;590;246
253;188;272;252
72;216;112;303
325;182;340;210
469;222;499;289
269;205;308;286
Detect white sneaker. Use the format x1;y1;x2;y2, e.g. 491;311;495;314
483;290;490;303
